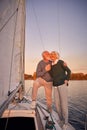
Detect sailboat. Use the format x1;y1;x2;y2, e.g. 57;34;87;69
0;0;76;130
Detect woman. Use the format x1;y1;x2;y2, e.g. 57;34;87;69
49;51;71;129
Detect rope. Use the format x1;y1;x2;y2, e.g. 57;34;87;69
0;8;18;33
37;103;56;130
57;0;61;55
37;103;47;117
31;0;45;51
85;114;87;130
4;110;11;130
25;86;32;96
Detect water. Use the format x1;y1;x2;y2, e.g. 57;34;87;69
68;81;87;130
25;80;87;130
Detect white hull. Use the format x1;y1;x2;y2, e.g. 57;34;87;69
0;96;75;130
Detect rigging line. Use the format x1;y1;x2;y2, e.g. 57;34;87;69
4;110;11;130
37;103;56;130
49;113;56;130
8;0;20;92
31;0;45;50
25;87;32;96
57;0;61;55
85;114;87;130
0;8;18;33
4;85;22;130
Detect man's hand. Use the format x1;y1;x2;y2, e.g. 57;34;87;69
45;64;51;71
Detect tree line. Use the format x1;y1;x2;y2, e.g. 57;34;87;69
24;72;87;80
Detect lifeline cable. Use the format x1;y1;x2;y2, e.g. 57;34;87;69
37;103;56;130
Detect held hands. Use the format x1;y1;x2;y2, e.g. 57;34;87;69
45;64;51;71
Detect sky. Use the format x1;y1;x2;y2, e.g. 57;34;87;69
25;0;87;75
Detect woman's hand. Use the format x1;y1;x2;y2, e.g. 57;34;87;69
64;80;69;86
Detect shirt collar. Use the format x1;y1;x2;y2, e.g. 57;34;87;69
52;59;59;65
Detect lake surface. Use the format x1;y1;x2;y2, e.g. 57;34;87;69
25;80;87;130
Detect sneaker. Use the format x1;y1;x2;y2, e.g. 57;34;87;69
30;101;36;109
58;120;64;128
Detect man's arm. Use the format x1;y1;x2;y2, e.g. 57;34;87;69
36;61;47;77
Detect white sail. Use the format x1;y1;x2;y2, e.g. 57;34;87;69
0;0;25;98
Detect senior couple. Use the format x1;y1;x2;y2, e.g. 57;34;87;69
30;50;71;129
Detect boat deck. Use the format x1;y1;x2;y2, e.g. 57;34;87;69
0;96;75;130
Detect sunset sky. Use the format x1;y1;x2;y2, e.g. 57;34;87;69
25;0;87;75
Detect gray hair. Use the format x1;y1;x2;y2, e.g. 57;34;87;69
42;50;49;57
51;51;60;58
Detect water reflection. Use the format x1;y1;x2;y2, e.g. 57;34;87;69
25;80;87;130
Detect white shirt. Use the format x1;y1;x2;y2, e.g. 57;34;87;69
52;59;59;65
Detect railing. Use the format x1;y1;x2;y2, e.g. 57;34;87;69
0;82;23;117
85;114;87;130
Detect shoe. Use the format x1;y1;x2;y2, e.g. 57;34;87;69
62;123;68;130
58;120;64;128
47;106;52;113
30;101;36;109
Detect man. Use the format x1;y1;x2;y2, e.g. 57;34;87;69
49;51;71;129
30;51;53;112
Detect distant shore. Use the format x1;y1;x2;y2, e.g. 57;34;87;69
24;73;87;80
